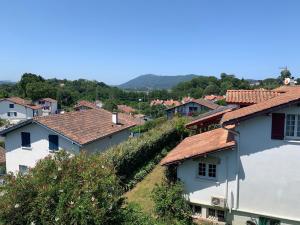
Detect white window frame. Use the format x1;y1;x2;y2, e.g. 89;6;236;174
285;114;300;139
207;208;225;222
197;162;217;180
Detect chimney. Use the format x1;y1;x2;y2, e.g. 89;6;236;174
112;112;118;124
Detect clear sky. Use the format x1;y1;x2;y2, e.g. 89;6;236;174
1;0;300;85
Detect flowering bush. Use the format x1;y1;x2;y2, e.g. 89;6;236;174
0;151;123;225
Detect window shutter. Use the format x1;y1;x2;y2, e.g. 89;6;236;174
271;113;285;140
49;135;59;151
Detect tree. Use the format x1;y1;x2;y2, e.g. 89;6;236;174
19;73;45;97
25;81;57;100
203;83;220;95
279;68;292;82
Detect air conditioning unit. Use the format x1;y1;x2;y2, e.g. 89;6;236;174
211;196;226;208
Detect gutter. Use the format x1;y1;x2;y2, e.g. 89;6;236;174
222;124;240;211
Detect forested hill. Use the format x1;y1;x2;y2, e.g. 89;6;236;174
118;74;198;90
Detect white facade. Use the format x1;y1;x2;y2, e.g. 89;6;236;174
0;100;41;124
4;122;131;174
166;102;210;119
34;99;58;116
177;104;300;224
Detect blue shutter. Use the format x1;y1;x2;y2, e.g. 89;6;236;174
21;132;31;147
49;135;59;151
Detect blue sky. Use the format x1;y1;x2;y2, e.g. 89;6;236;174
0;0;300;85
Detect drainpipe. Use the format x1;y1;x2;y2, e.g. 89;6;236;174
222;124;240;211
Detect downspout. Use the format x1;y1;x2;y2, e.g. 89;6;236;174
222;124;240;211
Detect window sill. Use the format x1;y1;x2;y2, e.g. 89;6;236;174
21;147;32;150
284;138;300;143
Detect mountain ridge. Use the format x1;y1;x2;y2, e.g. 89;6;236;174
118;74;199;90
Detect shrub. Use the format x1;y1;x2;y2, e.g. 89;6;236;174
0;151;124;225
103;117;188;189
151;180;193;225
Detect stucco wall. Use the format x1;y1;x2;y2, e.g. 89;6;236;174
177;149;237;208
82;129;131;154
236;105;300;221
5;123;80;174
0;100;34;122
167;102;209;118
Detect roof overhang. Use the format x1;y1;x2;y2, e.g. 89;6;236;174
222;99;300;126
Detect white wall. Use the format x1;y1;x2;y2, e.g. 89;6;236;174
177;149;237;208
0;100;34;123
5;123;80;174
236;105;300;221
167;102;209;118
82;129;131;154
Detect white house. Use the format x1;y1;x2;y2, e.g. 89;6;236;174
165;98;220;119
161;89;300;225
0;97;42;124
0;108;136;174
34;98;58;116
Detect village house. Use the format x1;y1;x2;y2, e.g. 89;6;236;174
204;95;225;102
73;100;99;111
0;97;42;124
165;98;220;119
34;98;58;116
161;88;300;225
117;104;136;114
0;108;136;174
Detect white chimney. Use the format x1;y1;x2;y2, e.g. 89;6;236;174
112;112;118;124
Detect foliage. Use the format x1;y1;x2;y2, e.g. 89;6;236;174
0;119;9;127
151;180;193;225
279;68;292;82
102;99;118;112
0;151;124;225
131;117;167;133
0;141;4;148
103;117;188;189
120;203;164;225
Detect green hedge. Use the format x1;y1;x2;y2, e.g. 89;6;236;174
103;117;188;189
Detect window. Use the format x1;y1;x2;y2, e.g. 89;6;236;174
19;165;28;175
14;112;17;117
259;217;280;225
7;112;11;117
189;107;198;112
9;104;14;108
198;162;217;179
208;208;225;222
49;135;59;151
285;114;300;138
21;132;31;148
198;163;206;176
190;204;202;217
208;164;216;178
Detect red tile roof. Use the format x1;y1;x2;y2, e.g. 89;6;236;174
273;85;300;93
163;99;181;107
40;98;57;103
2;97;42;110
117;105;136;114
34;109;136;145
222;92;300;125
166;98;220;111
150;99;164;106
74;100;98;110
226;90;280;105
161;127;236;165
204;95;225;101
0;146;5;165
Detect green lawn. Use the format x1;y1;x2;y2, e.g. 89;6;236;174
124;164;165;215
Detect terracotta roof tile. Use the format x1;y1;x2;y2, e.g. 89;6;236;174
204;95;225;101
161;127;235;165
117;105;136;114
222;92;300;125
2;97;42;110
74;100;98;110
34;109;136;145
166;98;220;111
0;147;5;165
226;90;280;105
273;85;300;93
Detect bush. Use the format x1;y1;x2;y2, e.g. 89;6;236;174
151;180;193;225
0;151;124;225
103;117;188;189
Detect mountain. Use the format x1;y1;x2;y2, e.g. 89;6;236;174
119;74;199;90
0;80;14;84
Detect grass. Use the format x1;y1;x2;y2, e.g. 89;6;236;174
124;164;165;215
